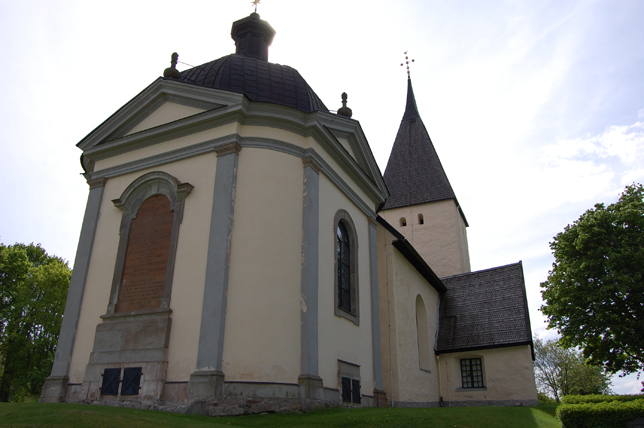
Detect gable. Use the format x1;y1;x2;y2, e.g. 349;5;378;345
125;102;206;136
77;78;242;151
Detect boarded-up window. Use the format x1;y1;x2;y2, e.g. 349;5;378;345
116;195;174;313
416;295;431;370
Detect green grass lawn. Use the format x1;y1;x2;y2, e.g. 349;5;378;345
0;403;560;428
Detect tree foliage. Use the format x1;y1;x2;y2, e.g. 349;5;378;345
0;243;71;402
540;184;644;382
534;337;612;402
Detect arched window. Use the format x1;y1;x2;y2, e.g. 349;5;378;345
337;222;351;312
400;217;407;227
418;213;424;225
108;171;193;314
334;210;359;325
416;295;431;371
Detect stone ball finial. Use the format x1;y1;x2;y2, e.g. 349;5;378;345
163;52;181;79
337;92;353;118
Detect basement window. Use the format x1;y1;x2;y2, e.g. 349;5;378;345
338;360;361;405
100;368;121;396
121;367;143;395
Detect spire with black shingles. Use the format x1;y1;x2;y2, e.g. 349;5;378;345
381;79;457;210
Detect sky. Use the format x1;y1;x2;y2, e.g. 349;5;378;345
1;0;643;394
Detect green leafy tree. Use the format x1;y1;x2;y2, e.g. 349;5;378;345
540;183;644;387
0;243;71;402
534;337;612;402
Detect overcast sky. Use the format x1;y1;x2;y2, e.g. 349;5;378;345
1;0;643;394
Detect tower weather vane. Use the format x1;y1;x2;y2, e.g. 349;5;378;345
401;51;415;79
251;0;261;13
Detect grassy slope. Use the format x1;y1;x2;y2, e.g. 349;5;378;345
0;403;560;428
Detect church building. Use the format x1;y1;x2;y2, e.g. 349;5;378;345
40;12;538;414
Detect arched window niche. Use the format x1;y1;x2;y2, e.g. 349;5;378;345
418;213;424;225
400;217;407;227
416;295;431;371
334;209;359;325
107;171;193;315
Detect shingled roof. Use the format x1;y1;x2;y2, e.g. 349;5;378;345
381;79;457;210
436;262;533;355
175;13;328;115
178;54;329;114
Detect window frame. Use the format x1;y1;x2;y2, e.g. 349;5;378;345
333;210;359;325
460;358;485;389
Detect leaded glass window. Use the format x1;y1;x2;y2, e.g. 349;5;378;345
460;358;484;388
337;221;351;313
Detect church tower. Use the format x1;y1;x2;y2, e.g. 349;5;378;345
379;78;470;278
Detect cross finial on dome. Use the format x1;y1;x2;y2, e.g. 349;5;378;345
400;51;415;79
251;0;261;13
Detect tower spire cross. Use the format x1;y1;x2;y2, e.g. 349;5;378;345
400;51;415;79
251;0;261;13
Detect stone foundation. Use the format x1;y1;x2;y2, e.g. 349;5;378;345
52;379;389;416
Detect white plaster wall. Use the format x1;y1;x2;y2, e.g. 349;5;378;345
380;200;470;278
436;345;538;404
126;102;207;136
390;249;440;403
94;122;238;171
68;154;217;383
222;148;303;383
317;174;374;393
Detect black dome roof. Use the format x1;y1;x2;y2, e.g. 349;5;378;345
178;54;328;114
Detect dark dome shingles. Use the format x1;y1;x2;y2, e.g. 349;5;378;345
179;54;328;114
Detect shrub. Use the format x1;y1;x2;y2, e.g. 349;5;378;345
557;399;644;428
562;394;644;404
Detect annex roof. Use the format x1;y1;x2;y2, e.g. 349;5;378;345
436;262;533;355
381;79;458;211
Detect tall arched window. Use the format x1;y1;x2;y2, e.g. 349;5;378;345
334;210;359;325
337;222;351;312
108;171;193;314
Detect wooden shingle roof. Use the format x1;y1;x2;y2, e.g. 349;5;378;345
436;262;533;355
381;79;457;210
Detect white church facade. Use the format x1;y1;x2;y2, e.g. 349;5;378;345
40;12;538;415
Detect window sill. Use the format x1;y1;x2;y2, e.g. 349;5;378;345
335;307;360;326
455;387;487;392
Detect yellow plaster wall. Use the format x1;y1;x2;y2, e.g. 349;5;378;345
310;139;375;210
436;345;538;405
221;148;304;383
126;102;207;136
335;137;355;160
94;122;238;171
380;200;470;278
377;225;399;402
317;174;374;393
389;243;440;403
68;154;217;383
238;125;311;148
